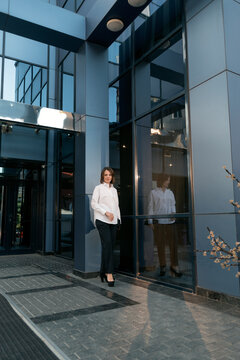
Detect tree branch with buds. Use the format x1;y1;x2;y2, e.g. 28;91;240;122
198;167;240;278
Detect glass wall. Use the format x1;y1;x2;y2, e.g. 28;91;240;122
57;0;76;11
109;0;193;289
135;32;184;114
56;0;84;12
56;132;74;258
0;123;46;253
3;59;48;106
136;97;192;288
110;125;134;274
0;120;76;257
58;52;75;112
1;31;49;106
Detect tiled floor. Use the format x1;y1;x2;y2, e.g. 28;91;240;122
0;254;240;360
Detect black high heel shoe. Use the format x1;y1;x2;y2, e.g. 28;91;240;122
159;266;166;276
106;275;115;287
100;274;107;283
170;267;182;278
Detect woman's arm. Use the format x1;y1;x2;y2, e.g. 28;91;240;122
115;190;121;222
91;186;107;215
170;191;176;213
147;191;154;225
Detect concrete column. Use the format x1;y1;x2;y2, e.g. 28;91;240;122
74;42;109;276
186;0;240;296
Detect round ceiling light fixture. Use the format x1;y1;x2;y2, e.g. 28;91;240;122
106;19;124;32
128;0;148;7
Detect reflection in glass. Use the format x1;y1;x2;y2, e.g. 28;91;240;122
19;81;24;102
41;85;47;108
25;68;31;90
58;132;74;258
109;73;131;123
0;167;45;252
57;0;66;6
32;71;41;101
62;74;74;112
108;42;120;64
136;31;184;115
76;0;84;10
1;124;46;162
33;66;40;78
134;0;183;60
59;52;74;112
138;217;193;288
3;59;16;101
3;59;48;106
136;96;192;287
63;0;76;12
110;125;134;273
109;86;119;123
32;94;40;106
119;72;132;123
137;96;188;216
109;62;119;84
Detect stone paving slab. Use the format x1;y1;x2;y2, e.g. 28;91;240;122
9;285;115;318
0;254;240;360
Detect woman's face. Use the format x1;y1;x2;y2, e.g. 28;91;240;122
162;177;170;188
104;170;112;184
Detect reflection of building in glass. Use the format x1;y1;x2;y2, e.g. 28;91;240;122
0;0;239;301
15;61;48;107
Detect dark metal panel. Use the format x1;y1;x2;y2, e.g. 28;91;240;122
87;0;152;47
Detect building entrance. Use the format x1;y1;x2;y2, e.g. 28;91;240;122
0;166;45;253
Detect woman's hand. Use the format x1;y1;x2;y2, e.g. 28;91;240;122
105;212;114;221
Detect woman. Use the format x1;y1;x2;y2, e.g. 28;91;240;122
91;167;121;287
148;174;182;278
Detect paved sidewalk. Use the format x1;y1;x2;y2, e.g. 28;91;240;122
0;254;240;360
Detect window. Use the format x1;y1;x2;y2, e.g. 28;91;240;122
3;59;48;106
136;97;193;287
58;52;74;112
136;32;184;115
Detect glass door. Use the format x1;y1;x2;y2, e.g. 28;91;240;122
0;167;44;253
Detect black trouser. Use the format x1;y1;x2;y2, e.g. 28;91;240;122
153;224;178;268
96;220;117;274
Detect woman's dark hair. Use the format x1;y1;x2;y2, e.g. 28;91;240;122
100;167;115;184
158;173;170;187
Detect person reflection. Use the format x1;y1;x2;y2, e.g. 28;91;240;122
148;174;182;278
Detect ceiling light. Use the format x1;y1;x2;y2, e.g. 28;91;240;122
106;19;124;32
128;0;148;7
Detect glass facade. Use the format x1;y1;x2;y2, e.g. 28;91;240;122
0;166;45;252
109;0;193;289
56;0;84;12
0;121;75;257
0;124;46;252
0;31;48;106
58;52;75;113
0;18;76;257
56;132;74;258
14;61;48;106
0;0;237;298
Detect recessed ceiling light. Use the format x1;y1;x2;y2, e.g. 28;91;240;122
128;0;148;7
106;19;124;32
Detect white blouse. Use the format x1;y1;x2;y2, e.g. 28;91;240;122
91;183;121;225
148;187;176;224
